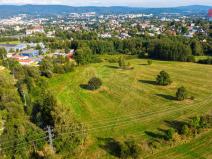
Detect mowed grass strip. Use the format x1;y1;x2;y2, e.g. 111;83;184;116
48;59;212;121
145;130;212;159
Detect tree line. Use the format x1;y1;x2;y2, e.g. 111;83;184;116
0;57;85;158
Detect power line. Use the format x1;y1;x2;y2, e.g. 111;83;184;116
57;95;212;128
1;94;212;152
55;97;212;137
0;136;48;151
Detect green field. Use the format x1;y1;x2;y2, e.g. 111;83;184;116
48;59;212;158
0;41;20;45
146;130;212;159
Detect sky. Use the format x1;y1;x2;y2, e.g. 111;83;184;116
0;0;212;7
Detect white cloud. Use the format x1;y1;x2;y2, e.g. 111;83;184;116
0;0;211;7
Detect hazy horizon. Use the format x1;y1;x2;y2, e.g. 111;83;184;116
0;0;212;8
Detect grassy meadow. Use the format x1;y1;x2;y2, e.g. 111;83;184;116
48;59;212;158
0;41;20;45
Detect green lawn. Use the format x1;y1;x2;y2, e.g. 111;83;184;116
48;59;212;158
194;56;211;62
0;41;20;45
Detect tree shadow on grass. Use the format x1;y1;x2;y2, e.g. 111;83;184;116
139;80;157;85
145;131;165;140
105;65;119;69
80;84;89;90
157;128;168;134
156;94;176;101
138;64;148;66
97;137;121;157
164;120;187;132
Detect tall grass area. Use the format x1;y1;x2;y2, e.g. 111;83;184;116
48;59;212;158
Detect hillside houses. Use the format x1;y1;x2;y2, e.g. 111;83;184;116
1;42;47;66
9;49;41;65
26;25;45;35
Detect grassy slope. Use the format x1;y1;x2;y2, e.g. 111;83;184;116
48;59;212;158
0;41;20;44
146;130;212;159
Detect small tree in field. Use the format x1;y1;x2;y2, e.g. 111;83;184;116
0;47;7;60
176;86;188;101
118;56;126;68
165;128;175;140
147;60;152;65
87;77;102;90
156;71;172;86
119;140;140;159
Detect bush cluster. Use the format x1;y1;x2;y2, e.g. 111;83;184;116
156;71;172;86
87;77;102;90
176;86;188;101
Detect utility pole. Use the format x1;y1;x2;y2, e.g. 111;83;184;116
47;125;54;151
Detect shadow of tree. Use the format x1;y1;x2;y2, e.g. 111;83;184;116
145;120;189;142
157;128;168;134
145;131;165;140
139;80;157;85
97;137;121;157
138;64;148;66
164;120;187;133
105;65;119;69
156;94;176;100
80;84;89;90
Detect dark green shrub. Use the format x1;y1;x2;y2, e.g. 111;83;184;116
0;47;7;60
53;64;65;74
118;56;126;68
190;96;195;100
199;116;207;129
120;140;140;159
41;70;53;78
147;60;152;65
156;71;172;86
74;47;93;65
176;86;188;101
181;125;190;136
187;55;195;62
190;116;201;129
87;77;102;90
166;128;175;140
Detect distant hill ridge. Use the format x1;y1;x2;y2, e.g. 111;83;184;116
0;5;211;17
